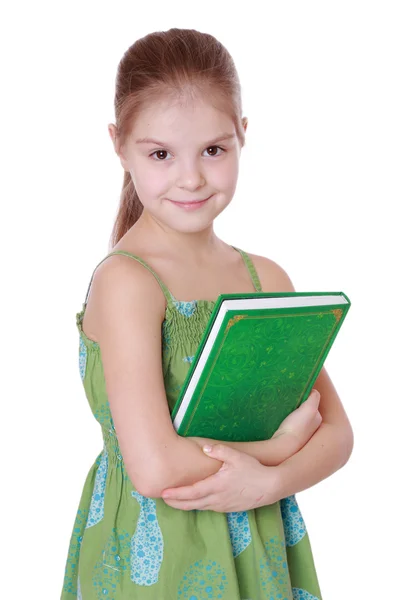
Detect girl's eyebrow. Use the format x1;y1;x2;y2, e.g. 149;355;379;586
135;133;236;146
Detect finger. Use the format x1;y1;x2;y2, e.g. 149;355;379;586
302;390;320;409
309;388;321;405
162;472;223;501
314;410;323;428
162;481;209;501
161;443;241;502
163;494;219;511
202;443;242;464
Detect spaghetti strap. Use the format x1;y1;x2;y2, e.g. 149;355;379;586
82;246;262;313
232;246;262;292
83;250;175;311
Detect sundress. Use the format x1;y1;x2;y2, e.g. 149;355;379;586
61;245;323;600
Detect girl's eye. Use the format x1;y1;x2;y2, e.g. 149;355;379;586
149;146;226;161
151;149;170;161
204;145;225;157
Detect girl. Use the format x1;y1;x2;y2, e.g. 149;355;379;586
61;28;353;600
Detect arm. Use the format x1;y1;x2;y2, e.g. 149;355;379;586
160;367;353;512
273;366;354;499
254;258;355;498
91;255;226;498
228;254;353;494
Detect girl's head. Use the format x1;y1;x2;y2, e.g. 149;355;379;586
108;28;248;248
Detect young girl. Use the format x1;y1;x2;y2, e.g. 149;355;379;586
61;28;353;600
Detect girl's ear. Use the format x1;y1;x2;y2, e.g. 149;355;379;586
108;123;129;171
108;123;117;147
242;117;248;132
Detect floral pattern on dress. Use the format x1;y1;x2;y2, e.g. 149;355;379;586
280;495;306;546
131;492;164;586
227;511;252;558
86;446;108;529
177;559;229;598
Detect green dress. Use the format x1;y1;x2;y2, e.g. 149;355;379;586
61;246;322;600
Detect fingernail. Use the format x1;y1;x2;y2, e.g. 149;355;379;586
203;445;212;453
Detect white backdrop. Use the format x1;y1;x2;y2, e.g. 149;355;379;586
2;1;399;598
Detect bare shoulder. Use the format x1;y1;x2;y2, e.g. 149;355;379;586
82;253;166;342
246;252;296;293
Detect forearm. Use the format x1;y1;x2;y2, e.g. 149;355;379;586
274;421;354;499
188;433;295;466
140;435;225;498
141;432;292;497
148;434;291;497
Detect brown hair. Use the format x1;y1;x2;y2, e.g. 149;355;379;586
109;28;246;249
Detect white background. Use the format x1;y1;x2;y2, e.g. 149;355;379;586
2;1;399;598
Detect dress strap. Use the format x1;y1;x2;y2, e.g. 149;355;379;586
83;250;175;310
82;247;262;311
231;246;263;292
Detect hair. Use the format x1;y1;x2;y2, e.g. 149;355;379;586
109;28;246;249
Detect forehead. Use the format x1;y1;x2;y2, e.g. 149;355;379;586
133;95;235;140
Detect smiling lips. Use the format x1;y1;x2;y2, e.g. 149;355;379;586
171;196;210;204
168;196;211;210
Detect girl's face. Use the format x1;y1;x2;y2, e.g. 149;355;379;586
109;95;246;234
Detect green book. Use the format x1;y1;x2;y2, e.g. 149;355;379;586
171;291;351;441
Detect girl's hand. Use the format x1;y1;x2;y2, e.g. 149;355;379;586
161;444;281;512
271;388;322;457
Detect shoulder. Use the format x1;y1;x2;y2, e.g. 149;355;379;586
246;252;296;293
83;253;166;340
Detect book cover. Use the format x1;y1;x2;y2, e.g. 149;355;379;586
171;291;350;441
